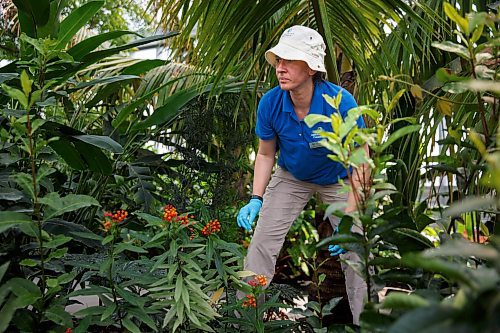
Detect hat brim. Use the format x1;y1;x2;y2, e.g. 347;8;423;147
265;42;326;73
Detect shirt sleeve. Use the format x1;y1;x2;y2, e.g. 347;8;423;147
339;89;365;129
255;95;276;140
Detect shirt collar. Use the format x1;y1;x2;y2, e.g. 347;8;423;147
281;82;325;119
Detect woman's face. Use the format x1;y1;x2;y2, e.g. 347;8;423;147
274;58;316;91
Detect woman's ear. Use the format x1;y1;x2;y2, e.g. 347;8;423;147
309;69;317;77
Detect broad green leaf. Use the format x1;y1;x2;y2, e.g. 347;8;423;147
100;302;116;321
431;41;469;59
72;135;123;154
54;1;105;50
71;75;140;90
123;59;166;75
443;196;495;217
12;0;51;27
112;77;185;129
1;84;28;109
0;187;24;201
388;305;455;333
113;242;148;255
394;228;434;249
39;193;100;220
44;235;72;249
132;83;214;131
67;30;141;60
49;138;86;170
0;211;32;233
380;125;421;152
122;316;141;333
73;141;113;175
304;114;331;128
0;73;17;84
19;259;37;267
381;292;429;309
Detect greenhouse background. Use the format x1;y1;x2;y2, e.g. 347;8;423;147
0;0;498;332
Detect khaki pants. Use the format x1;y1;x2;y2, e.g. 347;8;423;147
244;167;367;325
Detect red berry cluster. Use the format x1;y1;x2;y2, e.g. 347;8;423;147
201;219;221;236
65;328;72;333
242;294;256;308
102;210;128;231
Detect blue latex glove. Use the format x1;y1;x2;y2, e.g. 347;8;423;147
328;244;346;257
329;226;347;257
237;198;262;231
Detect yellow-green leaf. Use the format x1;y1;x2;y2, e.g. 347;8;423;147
444;2;469;34
436;100;454;117
20;71;32;96
410;85;423;100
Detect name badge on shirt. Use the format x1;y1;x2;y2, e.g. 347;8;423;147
309;141;325;149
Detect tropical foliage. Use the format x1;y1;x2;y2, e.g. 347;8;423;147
0;0;498;332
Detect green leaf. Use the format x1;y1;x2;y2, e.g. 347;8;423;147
431;41;469;59
393;228;434;249
0;262;9;283
0;73;18;84
19;259;37;267
100;302;116;321
39;193;100;220
388;305;455;333
67;30;141;61
12;172;36;199
174;274;183;302
1;84;28;109
0;188;24;204
0;211;32;233
122;317;141;333
71;75;140;90
443;196;496;217
132;83;214;131
113;242;148;255
12;0;51;27
380;125;421;152
304;114;331;128
49;138;86;170
72;135;123;154
20;70;32;96
381;292;429;310
116;286;144;307
443;2;469;34
73;141;113;175
54;1;105;50
123;59;166;75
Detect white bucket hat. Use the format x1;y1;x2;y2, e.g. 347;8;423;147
265;25;327;72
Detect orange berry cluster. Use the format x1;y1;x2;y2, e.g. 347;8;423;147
201;219;221;236
162;205;197;240
102;210;128;231
248;274;267;288
163;205;178;222
242;294;256;308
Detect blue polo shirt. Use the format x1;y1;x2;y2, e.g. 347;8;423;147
256;81;365;185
